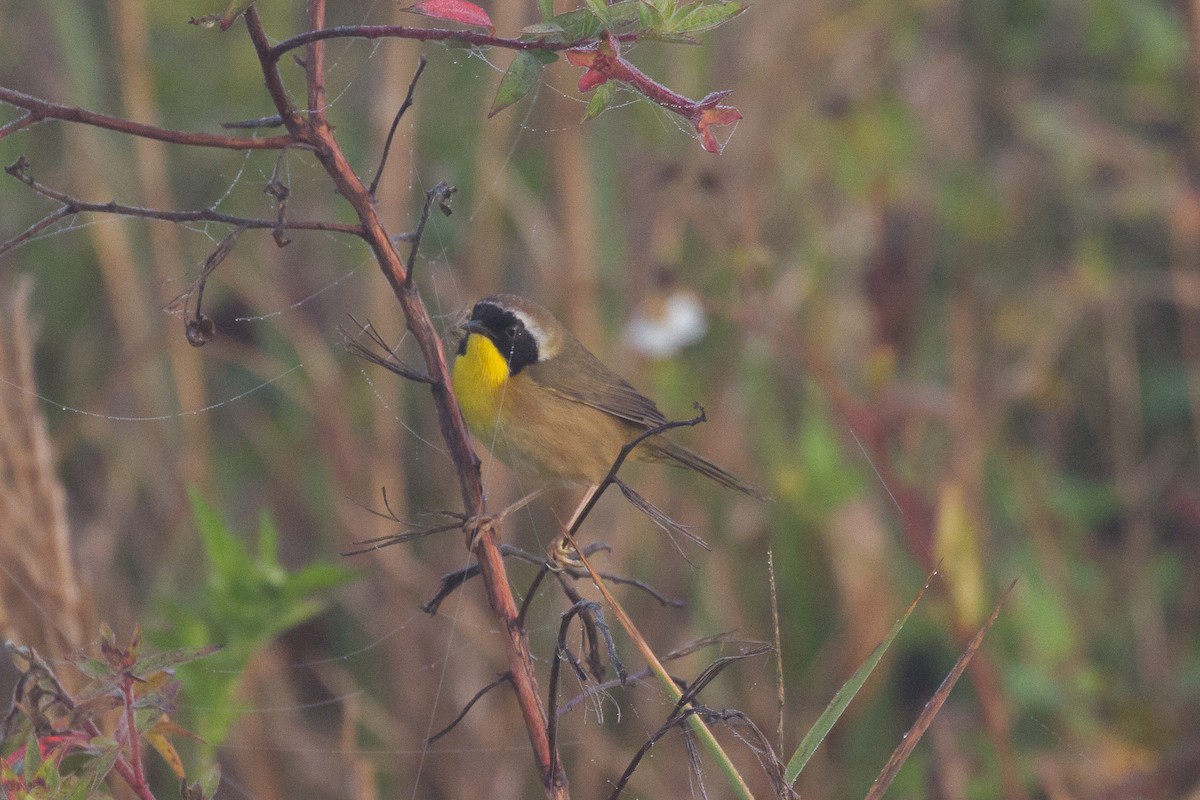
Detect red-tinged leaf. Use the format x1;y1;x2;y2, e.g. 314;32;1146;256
694;104;741;153
403;0;494;33
147;715;205;744
579;67;609;92
698;89;734;108
565;49;597;68
145;728;186;779
566;49;607;91
568;37;635;93
489;51;541;117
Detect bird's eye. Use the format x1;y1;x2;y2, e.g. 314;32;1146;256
506;323;520;339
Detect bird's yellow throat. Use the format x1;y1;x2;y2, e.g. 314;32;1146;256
452;333;512;433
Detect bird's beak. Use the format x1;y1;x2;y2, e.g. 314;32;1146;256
460;319;490;338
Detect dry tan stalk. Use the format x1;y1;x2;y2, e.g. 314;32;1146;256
0;277;92;661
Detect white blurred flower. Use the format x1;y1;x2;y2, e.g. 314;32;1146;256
624;289;709;359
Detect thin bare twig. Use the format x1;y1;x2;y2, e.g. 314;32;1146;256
221;114;285;129
264;148;293;246
0;205;74;257
555;632;763;717
0;85;295;150
244;11;307;135
564;405;708;546
404;181;456;288
1;156;362;259
339;316;434;384
548;601;627;782
163;225;245;347
607;646;772;799
768;548;785;760
422;542;684;617
517;563;552;626
614;477;708;561
425;672;513;744
342;521;460;556
555;580;606;681
0;112;38;140
369;55;427;197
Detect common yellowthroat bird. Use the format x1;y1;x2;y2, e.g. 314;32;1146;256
451;295;762;528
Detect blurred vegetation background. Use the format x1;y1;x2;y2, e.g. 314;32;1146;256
2;0;1198;798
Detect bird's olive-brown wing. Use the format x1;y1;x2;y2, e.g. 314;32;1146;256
526;336;667;429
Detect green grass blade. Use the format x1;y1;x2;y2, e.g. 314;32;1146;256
783;574;934;786
864;579;1016;800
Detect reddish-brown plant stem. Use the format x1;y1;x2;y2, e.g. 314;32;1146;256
266;24;637;61
70;694;156;800
306;0;328;119
0;86;294;149
120;675;148;795
243;7;565;796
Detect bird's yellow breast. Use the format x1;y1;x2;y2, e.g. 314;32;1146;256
452;333;512;436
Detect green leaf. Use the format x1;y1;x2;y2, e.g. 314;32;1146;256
584;0;610;19
582;81;618;121
74;657;111;680
552;7;605;39
287;563;357;594
670;1;747;35
34;752;60;791
66;776;94;800
153;492;355;747
537;0;554;21
553;0;646;38
24;727;42;784
604;0;652;29
188;490;247;581
643;30;701;45
129;644;222;677
256;510;279;565
865;583;1015;799
82;739;120;795
783;577;930;785
489;51;541;117
521;21;566;37
638;2;666;32
200;762;222;797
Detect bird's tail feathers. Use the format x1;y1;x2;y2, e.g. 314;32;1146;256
644;439;766;500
